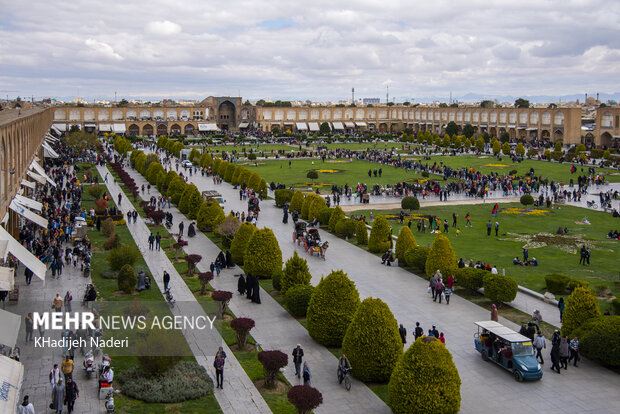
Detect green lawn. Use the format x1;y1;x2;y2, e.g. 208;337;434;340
353;203;619;310
318;142;406;151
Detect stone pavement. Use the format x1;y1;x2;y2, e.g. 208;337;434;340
157;152;619;413
122;157;391;414
97;164;272;414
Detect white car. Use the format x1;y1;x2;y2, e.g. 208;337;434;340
182;160;193;168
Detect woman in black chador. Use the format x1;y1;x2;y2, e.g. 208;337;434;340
237;274;246;295
250;274;261;304
187;222;196;237
246;273;254;300
225;251;234;268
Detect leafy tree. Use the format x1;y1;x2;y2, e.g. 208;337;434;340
520;194;534;206
244;228;282;279
388;336;461;413
166;176;186;202
368;215;392;253
395;226;417;264
502;142;511;155
178;184;202;218
289;190;305;213
514;98;530;108
401;196;420;211
287;385;323;414
258;350;288;388
573;316;620;367
475;136;485;152
342;297;402;382
308;195;327;220
425;235;457;278
196;200;225;232
184;254;202;276
108;244;140;271
404;245;430;269
64;130;98;151
307;270;360;347
319;122;331;135
230;222;256;265
445;121;459;137
515;142;525;156
463;124;475;138
306;170;318;183
285;285;314;317
230;318;255;350
500;132;510;143
281;251;312;294
301;193;318;220
562;286;601;336
492;141;501;154
118;264;137;293
356;220;368;245
480;100;494;108
328;206;345;232
483;273;518;303
442;135;451;147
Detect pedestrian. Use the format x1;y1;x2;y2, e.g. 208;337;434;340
550;330;561;373
24;267;33;285
439;332;446;344
431;325;439;338
53;378;65;413
17;395;35;414
302;361;312;386
213;350;225;389
523;247;528;262
534;331;546;364
163;271;170;291
25;313;34;342
53;293;63;312
559;335;570;370
64;291;72;313
155;232;161;251
434;278;445;303
292;344;304;379
445;274;454;305
558;297;565;322
50;364;61;390
61;355;74;381
490;304;498;321
465;212;472;227
452;212;457;227
148;233;155;250
429;272;438;298
569;336;579;367
399;324;407;345
179;221;184;237
486;219;492;236
585;247;591;265
579;245;586;265
65;377;79;413
495;221;499;236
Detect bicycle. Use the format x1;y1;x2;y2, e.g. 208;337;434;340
586;200;598;209
337;366;352;391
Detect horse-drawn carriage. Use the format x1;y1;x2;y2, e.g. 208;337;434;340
292;221;328;259
293;221;307;245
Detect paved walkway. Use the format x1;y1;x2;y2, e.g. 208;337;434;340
97;165;272;414
151;151;620;413
122;157;391;414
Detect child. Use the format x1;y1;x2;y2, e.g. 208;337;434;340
456;228;461;237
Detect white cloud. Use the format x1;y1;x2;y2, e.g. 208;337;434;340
84;39;124;61
145;20;182;36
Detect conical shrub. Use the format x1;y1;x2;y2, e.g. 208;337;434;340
230;222;256;265
281;251;312;294
395;226;417;263
368;215;392;253
424;235;457;278
244;228;282;279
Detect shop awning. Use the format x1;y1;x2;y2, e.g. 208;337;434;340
344;122;355;128
479;124;488;128
0;309;20;348
113;124;126;133
296;122;308;130
0;225;46;281
332;122;345;130
45;133;59;142
508;124;516;128
526;127;538;131
518;126;527;129
308;122;320;131
355;122;367;127
9;200;48;228
52;123;67;132
0;267;15;293
26;171;46;185
238;122;249;129
42;141;60;158
99;124;112;132
84;123;97;128
21;180;36;190
30;161;56;187
14;194;42;212
198;123;218;131
0;355;24;414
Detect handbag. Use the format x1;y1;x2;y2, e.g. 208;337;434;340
427;287;431;294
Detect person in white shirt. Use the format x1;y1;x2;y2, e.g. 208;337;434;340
491;266;498;274
17;395;35;414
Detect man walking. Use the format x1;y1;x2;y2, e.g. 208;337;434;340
17;395;35;414
155;232;161;251
414;322;424;340
486;220;492;236
569;336;579;367
292;344;304;379
213;350;225;389
24;267;33;285
61;355;74;381
25;313;34;342
495;221;499;236
65;377;79;413
179;221;184;237
533;331;546;364
399;324;407;346
163;271;170;291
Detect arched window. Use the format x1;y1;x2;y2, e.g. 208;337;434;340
355;109;364;119
112;110;124;120
69;110;80;121
275;110;284;120
441;111;448;121
286;110;296;120
310;110;319;120
333;109;343;119
54;109;66;120
490;111;497;123
321;110;331;120
345;109;354;119
456;111;463;122
98;110;109;121
299;110;308;120
434;110;440;121
530;111;539;124
541;111;551;125
472;111;479;122
509;111;517;124
554;112;564;126
166;110;178;120
464;111;471;122
83;109;95;120
367;110;376;119
481;111;488;122
126;110;137;119
139;110;150;119
379;109;387;118
499;111;507;123
601;111;613;128
519;111;528;124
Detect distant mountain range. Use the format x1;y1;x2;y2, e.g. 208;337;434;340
403;92;620;104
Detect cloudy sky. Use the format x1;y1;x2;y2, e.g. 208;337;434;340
0;0;619;102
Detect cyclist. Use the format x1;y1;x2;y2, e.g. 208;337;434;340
338;354;351;384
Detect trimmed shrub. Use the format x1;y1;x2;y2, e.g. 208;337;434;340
574;316;620;367
185;254;202;276
342;297;402;382
285;285;315;317
258;350;288;388
289;190;305;213
119;360;211;403
178;184;202;218
231;166;244;186
424;235;457;277
520;194;534;206
244;228;282;279
118;264;137;293
308;196;327;220
455;267;485;291
88;184;103;199
568;279;589;292
328;206;345;232
301;193;317;220
196;200;225;232
274;189;294;207
281;250;312;294
247;171;261;190
356;220;368;245
272;270;283;291
395;226;417;264
197;271;214;295
401;196;420;211
134;328;185;379
287;385;323;414
212;290;233;319
95;199;108;212
166;176;186;200
230;222;256;265
404;245;429;270
307;270;360;347
108;244;140;271
318;207;334;226
102;217;115;237
562;286;601;336
230;317;255;350
224;163;237;183
483;273;518;303
388;336;461;414
103;234;120;250
335;218;356;238
545;274;571;294
368;215;392;253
